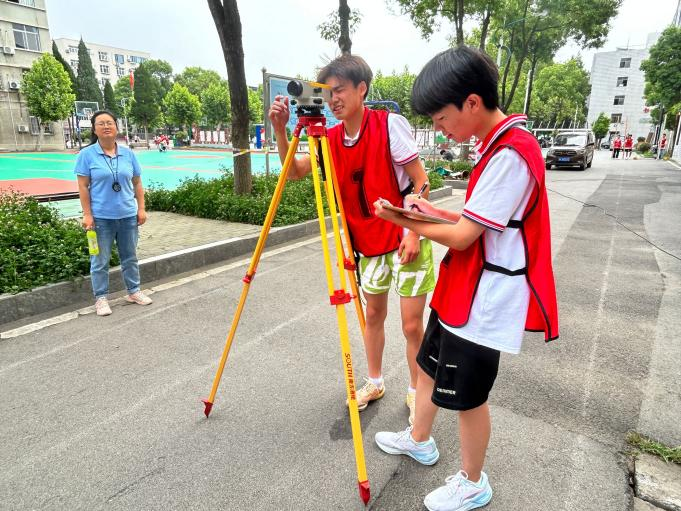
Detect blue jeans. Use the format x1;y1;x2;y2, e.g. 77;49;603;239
91;216;140;299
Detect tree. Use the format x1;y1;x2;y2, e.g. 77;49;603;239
164;83;202;131
22;54;76;150
530;58;590;128
201;82;231;130
75;38;103;107
208;0;252;195
641;26;681;141
143;59;174;100
318;2;361;54
247;86;263;124
52;41;76;95
175;66;224;98
390;0;503;48
130;64;161;144
592;113;610;147
113;75;134;116
369;67;428;126
103;80;117;113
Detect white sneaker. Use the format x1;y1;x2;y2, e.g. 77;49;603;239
375;426;439;465
424;470;493;511
95;297;112;316
126;291;152;305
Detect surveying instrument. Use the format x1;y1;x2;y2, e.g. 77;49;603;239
201;79;371;505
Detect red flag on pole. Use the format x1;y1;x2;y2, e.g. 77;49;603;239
129;70;135;90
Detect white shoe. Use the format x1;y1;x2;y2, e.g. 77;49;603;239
424;471;493;511
95;297;112;316
126;291;152;305
375;426;439;465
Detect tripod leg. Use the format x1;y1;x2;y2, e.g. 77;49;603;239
320;136;366;334
201;136;301;417
310;137;370;505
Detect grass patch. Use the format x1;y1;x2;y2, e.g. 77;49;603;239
627;431;681;464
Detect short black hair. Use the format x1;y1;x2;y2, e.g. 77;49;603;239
317;54;373;99
411;46;499;116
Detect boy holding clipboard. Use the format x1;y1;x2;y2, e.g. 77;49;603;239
373;46;559;511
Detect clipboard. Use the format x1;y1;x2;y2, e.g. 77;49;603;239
377;198;457;225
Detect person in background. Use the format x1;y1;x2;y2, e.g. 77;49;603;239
612;135;622;159
658;133;667;159
623;134;634;159
75;110;153;317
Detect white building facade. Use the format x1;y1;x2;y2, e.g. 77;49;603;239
586;38;659;143
0;0;66;151
53;38;150;90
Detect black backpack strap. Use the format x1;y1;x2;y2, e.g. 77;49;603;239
483;261;527;276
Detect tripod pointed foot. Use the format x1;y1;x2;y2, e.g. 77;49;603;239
201;399;213;418
359;480;370;505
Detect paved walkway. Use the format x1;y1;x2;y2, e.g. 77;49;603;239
136;212;263;260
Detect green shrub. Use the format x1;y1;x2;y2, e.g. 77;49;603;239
636;142;651;153
0;192;118;294
145;168;447;226
427;171;444;190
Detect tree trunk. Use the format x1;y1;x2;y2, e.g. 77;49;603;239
455;0;465;46
524;56;539;116
144;123;149;148
37;122;43;152
479;6;492;50
208;0;253;195
338;0;352;55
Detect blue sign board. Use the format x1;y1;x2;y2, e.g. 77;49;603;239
267;76;340;131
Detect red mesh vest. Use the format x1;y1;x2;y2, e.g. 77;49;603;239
328;108;405;256
430;125;559;342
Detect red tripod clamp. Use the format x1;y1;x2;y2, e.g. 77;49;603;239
330;289;352;305
343;257;357;271
242;272;255;283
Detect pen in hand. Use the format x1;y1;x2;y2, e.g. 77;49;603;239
409;181;430;210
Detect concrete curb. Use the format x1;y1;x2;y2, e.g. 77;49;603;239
0;186;453;325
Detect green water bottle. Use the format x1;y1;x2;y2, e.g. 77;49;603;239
86;229;99;256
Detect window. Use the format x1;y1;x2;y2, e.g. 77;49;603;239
67;45;78;54
98;51;108;61
8;0;37;6
116;67;125;77
616;76;628;87
42;122;54;135
12;23;41;51
619;58;631;68
100;78;108;87
127;55;146;64
29;116;40;135
613;95;625;105
70;60;78;69
114;53;124;65
100;65;110;74
611;114;622;123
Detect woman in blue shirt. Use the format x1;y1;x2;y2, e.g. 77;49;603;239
75;110;152;316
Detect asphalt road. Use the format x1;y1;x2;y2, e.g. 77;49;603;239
1;151;680;510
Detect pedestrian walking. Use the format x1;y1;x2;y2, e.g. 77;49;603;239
624;134;633;159
75;110;153;316
658;133;667;159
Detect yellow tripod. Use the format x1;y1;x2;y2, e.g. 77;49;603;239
201;112;370;505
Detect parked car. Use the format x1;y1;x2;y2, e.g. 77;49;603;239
545;131;595;170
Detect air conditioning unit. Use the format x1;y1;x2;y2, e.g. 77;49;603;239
17;125;29;133
8;81;20;90
3;46;15;55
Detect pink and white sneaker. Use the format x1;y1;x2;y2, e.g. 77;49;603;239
125;291;153;305
95;297;112;316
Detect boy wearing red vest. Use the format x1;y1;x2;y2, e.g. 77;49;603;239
268;55;435;425
373;46;559;511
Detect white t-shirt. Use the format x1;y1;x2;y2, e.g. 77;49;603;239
342;112;419;193
440;148;536;354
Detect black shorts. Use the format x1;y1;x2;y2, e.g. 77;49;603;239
417;310;501;411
